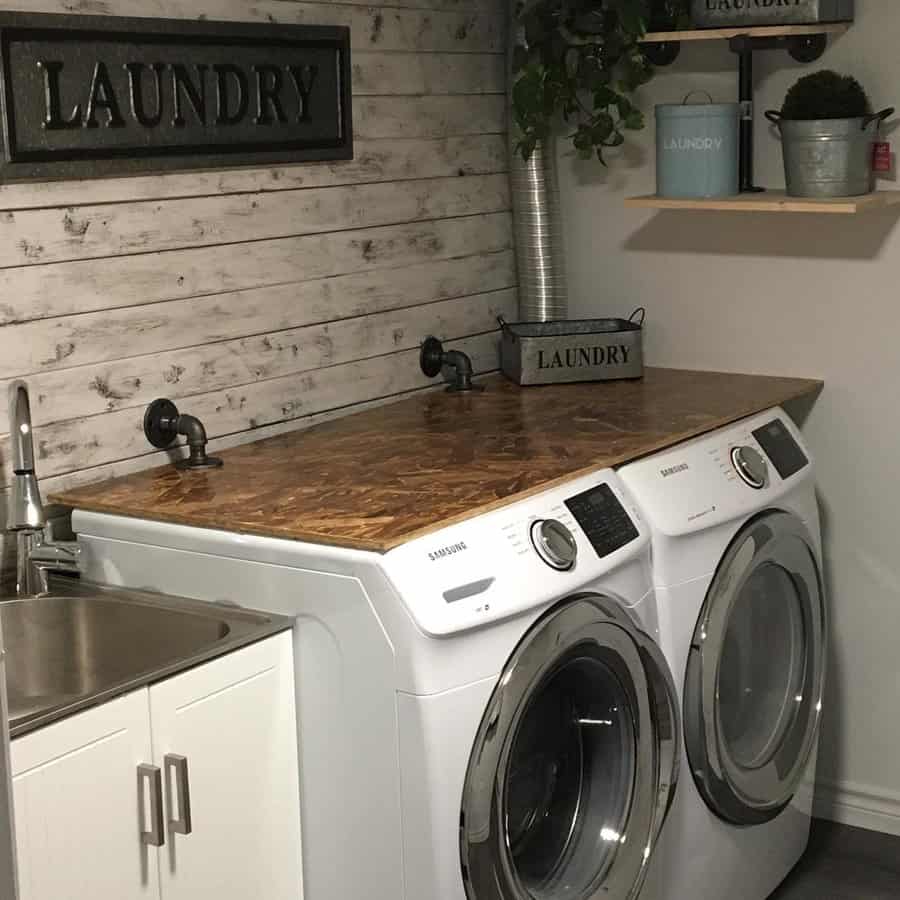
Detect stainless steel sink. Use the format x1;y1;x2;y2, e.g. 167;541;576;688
2;580;292;737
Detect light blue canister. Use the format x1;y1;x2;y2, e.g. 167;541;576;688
656;94;740;198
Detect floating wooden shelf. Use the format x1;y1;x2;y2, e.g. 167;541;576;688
640;23;850;43
624;191;900;215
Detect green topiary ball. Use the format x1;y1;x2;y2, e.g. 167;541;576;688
781;70;872;120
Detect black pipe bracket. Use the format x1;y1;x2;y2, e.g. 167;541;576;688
143;398;224;470
728;33;829;193
420;336;484;393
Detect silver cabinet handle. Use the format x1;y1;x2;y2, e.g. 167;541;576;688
138;764;165;847
165;754;193;836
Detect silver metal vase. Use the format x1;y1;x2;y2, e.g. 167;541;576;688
508;0;568;323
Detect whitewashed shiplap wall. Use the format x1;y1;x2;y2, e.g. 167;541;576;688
0;0;514;567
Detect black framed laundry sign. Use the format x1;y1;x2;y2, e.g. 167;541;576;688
0;13;353;181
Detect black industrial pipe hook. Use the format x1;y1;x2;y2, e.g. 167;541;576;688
420;336;483;393
143;399;224;470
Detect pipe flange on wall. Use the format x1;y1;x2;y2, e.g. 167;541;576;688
420;337;484;393
143;399;224;470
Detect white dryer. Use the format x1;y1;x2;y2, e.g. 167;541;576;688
72;468;679;900
619;410;827;900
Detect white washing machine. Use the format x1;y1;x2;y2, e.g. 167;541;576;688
71;468;679;900
619;409;827;900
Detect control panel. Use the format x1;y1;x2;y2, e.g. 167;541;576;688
565;484;640;558
618;407;814;539
380;469;650;636
752;418;809;479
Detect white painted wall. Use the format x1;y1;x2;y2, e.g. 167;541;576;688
556;0;900;834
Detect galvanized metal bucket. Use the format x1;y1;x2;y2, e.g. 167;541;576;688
766;108;893;198
499;309;644;386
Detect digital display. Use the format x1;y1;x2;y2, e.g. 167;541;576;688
752;418;808;480
565;484;639;559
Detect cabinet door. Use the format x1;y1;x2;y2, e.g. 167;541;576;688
149;632;302;900
11;690;160;900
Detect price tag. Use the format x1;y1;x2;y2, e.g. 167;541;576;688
873;141;892;174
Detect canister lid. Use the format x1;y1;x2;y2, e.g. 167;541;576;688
656;102;740;119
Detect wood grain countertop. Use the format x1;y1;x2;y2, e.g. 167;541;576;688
51;368;823;552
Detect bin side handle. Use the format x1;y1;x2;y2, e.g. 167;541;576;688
765;109;895;130
629;307;646;326
862;108;895;130
683;90;714;106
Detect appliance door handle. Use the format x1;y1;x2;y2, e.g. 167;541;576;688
165;754;193;835
138;764;165;847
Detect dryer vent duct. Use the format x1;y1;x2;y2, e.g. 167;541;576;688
508;0;568;323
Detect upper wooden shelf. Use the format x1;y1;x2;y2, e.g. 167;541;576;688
625;190;900;215
640;23;850;43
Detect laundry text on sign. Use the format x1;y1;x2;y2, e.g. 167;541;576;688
39;61;319;131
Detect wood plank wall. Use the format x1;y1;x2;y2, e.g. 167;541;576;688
0;0;514;573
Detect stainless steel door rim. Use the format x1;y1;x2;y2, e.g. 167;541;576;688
683;511;826;826
460;594;679;900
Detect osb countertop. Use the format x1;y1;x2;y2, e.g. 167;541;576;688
51;368;822;553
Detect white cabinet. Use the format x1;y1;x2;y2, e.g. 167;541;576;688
10;632;302;900
11;691;158;900
150;633;303;900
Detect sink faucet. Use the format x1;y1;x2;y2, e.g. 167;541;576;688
7;381;80;597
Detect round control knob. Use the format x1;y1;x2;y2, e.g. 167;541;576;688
731;445;768;490
530;519;578;571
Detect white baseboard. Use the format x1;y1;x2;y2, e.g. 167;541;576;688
814;779;900;836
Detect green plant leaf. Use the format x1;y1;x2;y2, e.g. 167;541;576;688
594;86;619;108
612;0;649;37
518;135;538;160
512;0;661;162
591;113;615;143
511;44;531;73
616;95;633;118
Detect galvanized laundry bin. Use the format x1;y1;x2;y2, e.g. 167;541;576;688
499;311;644;386
656;94;740;199
766;108;893;198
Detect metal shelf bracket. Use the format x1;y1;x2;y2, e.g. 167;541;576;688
729;33;829;192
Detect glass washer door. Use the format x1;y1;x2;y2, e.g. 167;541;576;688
459;594;679;900
683;511;826;826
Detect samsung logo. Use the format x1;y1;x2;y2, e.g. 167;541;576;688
428;541;468;562
660;463;690;478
